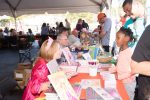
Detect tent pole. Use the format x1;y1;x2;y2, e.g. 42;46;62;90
14;11;17;31
4;0;22;31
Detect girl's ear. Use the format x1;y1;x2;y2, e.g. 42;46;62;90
124;36;130;42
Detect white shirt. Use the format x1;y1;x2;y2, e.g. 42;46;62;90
68;35;81;47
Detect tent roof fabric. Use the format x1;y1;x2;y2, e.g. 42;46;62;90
0;0;100;16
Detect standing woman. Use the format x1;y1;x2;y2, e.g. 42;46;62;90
22;37;62;100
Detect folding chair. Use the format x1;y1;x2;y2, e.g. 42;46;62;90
18;36;32;63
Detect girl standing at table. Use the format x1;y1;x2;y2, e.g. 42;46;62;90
109;27;136;100
22;37;62;100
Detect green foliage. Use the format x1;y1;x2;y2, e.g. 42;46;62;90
0;19;10;26
66;12;95;23
0;16;14;27
138;0;146;5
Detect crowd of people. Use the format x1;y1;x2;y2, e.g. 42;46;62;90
22;0;150;100
0;0;150;100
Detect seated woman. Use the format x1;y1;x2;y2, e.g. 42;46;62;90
22;37;62;100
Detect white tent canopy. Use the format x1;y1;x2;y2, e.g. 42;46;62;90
0;0;100;17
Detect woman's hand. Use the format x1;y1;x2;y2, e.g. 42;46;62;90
77;52;83;58
39;82;50;93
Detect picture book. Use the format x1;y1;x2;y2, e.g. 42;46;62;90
92;87;114;100
86;87;103;100
48;71;79;100
80;79;101;89
82;53;92;60
62;47;75;65
104;88;122;100
72;82;82;97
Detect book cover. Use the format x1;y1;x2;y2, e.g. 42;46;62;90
62;47;75;65
92;87;114;100
88;46;95;59
82;53;92;60
48;71;79;100
72;82;82;97
86;87;103;100
104;88;122;100
88;46;100;59
80;79;101;89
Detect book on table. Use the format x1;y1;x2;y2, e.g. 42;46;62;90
48;71;79;100
80;79;101;89
86;87;115;100
62;47;75;65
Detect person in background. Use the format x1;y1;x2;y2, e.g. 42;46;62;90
59;22;64;28
50;27;56;35
109;27;136;100
131;25;150;100
65;19;71;31
22;38;62;100
55;22;59;35
97;12;112;52
93;25;102;34
58;22;65;32
82;20;89;30
27;28;33;35
9;29;17;36
46;23;50;34
41;23;49;35
76;18;83;38
57;31;82;64
76;18;83;32
4;27;9;35
58;27;69;37
18;31;25;36
40;23;49;46
68;29;82;49
0;29;4;38
122;0;145;48
57;34;69;48
80;32;90;48
119;14;128;27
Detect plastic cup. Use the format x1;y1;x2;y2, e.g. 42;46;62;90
89;65;98;76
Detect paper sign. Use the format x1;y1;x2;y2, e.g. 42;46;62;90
100;72;116;88
100;71;116;81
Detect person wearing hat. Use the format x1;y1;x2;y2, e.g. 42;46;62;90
97;12;112;53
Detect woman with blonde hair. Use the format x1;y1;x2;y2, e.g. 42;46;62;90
22;37;62;100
